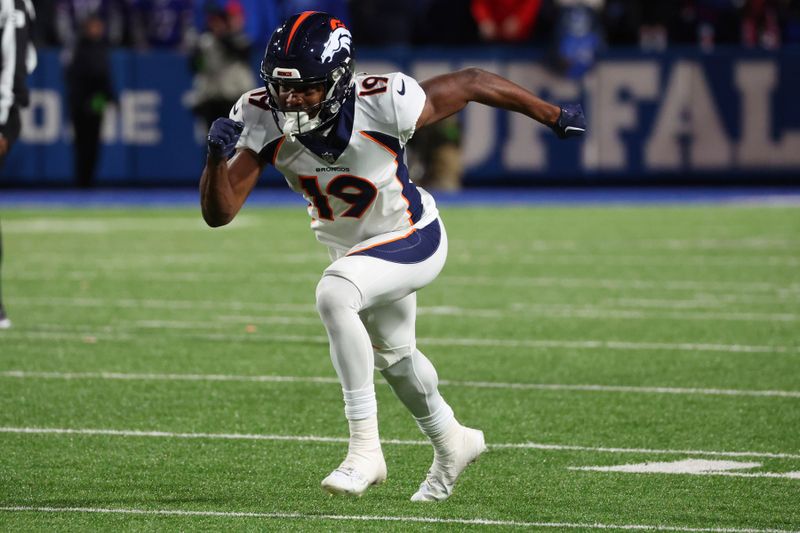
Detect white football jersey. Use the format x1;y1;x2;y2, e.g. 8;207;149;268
231;72;438;252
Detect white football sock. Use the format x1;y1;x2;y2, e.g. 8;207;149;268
345;414;381;461
416;403;458;447
343;385;377;421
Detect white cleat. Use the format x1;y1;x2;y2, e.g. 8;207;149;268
0;317;10;329
411;426;486;502
321;452;387;497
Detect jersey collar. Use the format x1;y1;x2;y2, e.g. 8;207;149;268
296;90;356;165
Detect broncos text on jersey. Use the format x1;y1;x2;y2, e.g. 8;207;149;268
231;72;439;252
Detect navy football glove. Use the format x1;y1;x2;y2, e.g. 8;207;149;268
207;118;244;159
551;104;586;139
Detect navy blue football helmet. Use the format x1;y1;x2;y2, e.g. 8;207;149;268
260;11;355;135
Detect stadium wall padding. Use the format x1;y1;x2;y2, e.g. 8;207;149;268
4;47;799;186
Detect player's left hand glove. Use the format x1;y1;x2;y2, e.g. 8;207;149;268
551;104;586;139
207;118;244;160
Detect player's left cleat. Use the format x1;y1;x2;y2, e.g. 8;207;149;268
411;425;486;502
321;450;387;497
551;104;586;139
0;307;10;329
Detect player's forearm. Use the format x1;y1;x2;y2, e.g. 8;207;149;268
419;68;561;129
200;156;238;227
464;68;560;126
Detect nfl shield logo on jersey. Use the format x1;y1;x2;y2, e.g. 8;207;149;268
322;152;337;165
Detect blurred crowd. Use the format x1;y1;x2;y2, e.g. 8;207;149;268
32;0;800;52
30;0;799;191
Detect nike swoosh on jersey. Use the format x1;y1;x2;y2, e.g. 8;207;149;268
397;80;406;95
565;126;585;133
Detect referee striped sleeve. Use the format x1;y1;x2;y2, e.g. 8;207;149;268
0;0;17;126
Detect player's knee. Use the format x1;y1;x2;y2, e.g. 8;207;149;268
315;275;363;320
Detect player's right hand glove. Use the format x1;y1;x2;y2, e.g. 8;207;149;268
551;104;586;139
207;118;244;160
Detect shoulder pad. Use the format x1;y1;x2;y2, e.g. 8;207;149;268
355;72;426;146
231;89;284;155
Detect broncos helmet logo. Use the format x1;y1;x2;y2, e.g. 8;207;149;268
321;27;352;64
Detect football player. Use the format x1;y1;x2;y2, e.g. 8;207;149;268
199;11;585;501
0;0;38;329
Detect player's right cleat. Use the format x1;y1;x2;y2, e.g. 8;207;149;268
0;307;10;329
411;426;486;502
321;451;387;497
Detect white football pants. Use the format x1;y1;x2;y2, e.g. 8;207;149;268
315;218;449;420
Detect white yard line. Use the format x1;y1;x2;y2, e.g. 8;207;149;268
2;327;792;355
1;216;257;233
13;296;317;312
456;237;800;253
453;253;800;268
0;370;341;385
7;273;798;294
0;506;795;532
440;275;798;294
507;305;800;322
13;294;799;315
572;468;800;480
2;370;798;399
11;252;800;269
569;460;800;480
2;427;799;460
12;295;800;324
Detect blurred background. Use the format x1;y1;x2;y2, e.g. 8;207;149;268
4;0;800;189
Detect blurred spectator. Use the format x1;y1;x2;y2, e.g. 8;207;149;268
472;0;544;43
348;0;414;45
741;0;782;49
185;1;255;130
554;0;603;79
32;0;62;46
410;116;463;192
236;0;279;49
638;1;673;50
0;0;37;329
55;0;133;47
193;0;279;50
783;0;800;44
420;0;480;45
131;0;194;50
282;0;349;22
695;0;741;50
603;0;639;46
66;14;116;188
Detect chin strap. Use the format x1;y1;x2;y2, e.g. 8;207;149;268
282;111;322;142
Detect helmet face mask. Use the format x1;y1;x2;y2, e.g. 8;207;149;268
260;12;355;137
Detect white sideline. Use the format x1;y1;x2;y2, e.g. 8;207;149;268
0;506;795;532
2;327;793;355
2;370;799;399
2;427;799;460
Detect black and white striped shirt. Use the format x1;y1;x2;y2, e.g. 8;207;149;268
0;0;36;126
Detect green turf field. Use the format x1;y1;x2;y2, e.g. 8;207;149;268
1;204;799;531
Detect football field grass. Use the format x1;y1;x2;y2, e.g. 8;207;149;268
1;202;799;531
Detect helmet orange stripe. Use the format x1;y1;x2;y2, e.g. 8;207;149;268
285;11;317;52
